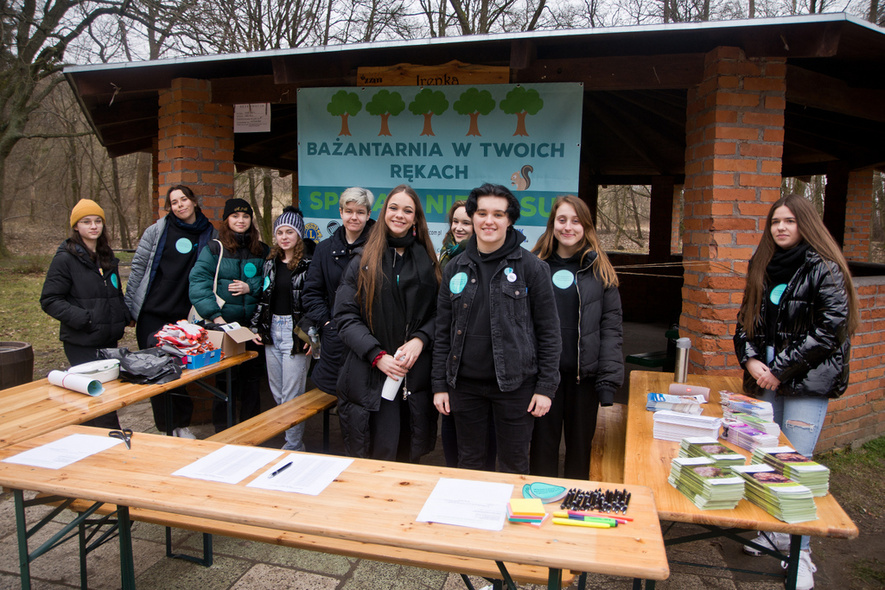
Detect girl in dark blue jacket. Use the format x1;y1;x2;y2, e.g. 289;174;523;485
529;195;623;479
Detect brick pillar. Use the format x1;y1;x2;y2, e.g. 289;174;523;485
843;168;875;262
681;47;786;374
157;78;234;224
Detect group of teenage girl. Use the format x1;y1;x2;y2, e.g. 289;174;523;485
40;186;856;495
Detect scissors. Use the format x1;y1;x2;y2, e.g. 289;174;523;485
109;428;133;450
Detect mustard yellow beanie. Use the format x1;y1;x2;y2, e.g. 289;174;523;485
70;199;106;228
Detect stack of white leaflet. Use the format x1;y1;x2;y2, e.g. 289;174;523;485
653;411;721;442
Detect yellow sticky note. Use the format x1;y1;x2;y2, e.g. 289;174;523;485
509;498;546;517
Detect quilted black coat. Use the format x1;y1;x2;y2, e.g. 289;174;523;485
734;248;851;398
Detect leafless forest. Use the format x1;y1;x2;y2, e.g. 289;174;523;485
2;0;883;257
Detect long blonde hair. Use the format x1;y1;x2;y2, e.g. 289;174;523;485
738;193;859;338
532;195;619;288
356;185;441;330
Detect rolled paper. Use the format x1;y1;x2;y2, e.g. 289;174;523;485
48;370;104;397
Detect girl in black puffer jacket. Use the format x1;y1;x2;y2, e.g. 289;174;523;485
252;207;313;451
41;199;131;429
529;195;623;480
733;193;859;589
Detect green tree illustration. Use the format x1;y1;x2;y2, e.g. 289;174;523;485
500;87;544;137
366;90;406;136
408;89;449;136
453;88;496;137
327;90;362;136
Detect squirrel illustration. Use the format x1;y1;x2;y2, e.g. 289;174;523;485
510;164;533;191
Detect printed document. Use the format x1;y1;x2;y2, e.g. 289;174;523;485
173;445;283;484
416;478;513;531
2;434;123;469
247;455;353;495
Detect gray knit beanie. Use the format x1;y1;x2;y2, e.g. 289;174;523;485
274;206;304;238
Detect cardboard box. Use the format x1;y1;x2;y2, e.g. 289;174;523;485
206;325;255;358
184;349;221;370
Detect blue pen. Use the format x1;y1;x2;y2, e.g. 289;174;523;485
270;461;293;478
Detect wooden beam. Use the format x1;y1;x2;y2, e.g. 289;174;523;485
212;75;300;104
649;176;676;262
787;65;885;123
824;162;849;248
513;54;704;90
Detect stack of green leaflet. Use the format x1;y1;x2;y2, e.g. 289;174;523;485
751;446;830;497
679;437;746;472
668;457;745;510
732;464;818;523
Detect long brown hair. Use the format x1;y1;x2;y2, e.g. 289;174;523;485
356;184;441;329
738;193;859;337
532;195;619;288
219;215;265;256
268;236;304;270
442;200;468;245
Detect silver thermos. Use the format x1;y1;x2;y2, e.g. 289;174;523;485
674;337;691;383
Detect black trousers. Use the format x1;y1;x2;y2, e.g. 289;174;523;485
212;341;263;432
370;394;412;462
529;377;599;480
450;379;535;475
441;412;497;470
63;341;121;430
136;313;193;433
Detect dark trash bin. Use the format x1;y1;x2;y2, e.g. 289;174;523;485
0;341;34;390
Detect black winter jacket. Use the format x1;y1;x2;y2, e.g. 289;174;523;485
549;252;624;406
40;241;130;348
251;255;311;354
431;234;562;397
734;248;851;398
301;220;375;392
332;245;438;460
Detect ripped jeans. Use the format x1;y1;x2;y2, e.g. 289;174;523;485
756;390;829;459
757;388;829;552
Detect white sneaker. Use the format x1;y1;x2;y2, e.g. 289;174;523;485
744;531;791;556
782;549;816;590
173;427;196;439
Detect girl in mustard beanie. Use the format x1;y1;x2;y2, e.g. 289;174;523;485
41;199;131;429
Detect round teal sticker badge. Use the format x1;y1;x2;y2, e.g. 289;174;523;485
449;272;468;294
175;238;193;254
770;283;787;305
243;262;258;278
552;269;575;289
110;273;119;289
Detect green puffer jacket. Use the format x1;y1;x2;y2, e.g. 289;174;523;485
188;238;269;324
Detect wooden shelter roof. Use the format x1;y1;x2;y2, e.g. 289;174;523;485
64;13;885;182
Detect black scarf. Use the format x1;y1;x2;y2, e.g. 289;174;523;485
763;242;809;343
370;237;436;352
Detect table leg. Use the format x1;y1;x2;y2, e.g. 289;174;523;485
783;534;802;590
226;368;234;428
13;490;31;590
117;507;135;590
323;407;331;453
547;567;562;590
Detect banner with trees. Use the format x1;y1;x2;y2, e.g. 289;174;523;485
297;83;583;248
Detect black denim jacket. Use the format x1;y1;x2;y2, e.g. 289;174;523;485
432;243;561;397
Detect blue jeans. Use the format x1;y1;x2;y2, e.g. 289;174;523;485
265;315;310;451
758;388;829;551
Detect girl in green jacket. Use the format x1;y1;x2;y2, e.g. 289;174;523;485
189;198;269;430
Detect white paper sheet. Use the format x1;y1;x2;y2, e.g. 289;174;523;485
247;454;353;495
48;370;103;396
172;445;284;484
2;434;123;469
416;477;513;531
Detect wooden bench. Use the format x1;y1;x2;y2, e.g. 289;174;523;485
60;388;577;588
208;387;336;449
590;403;626;484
